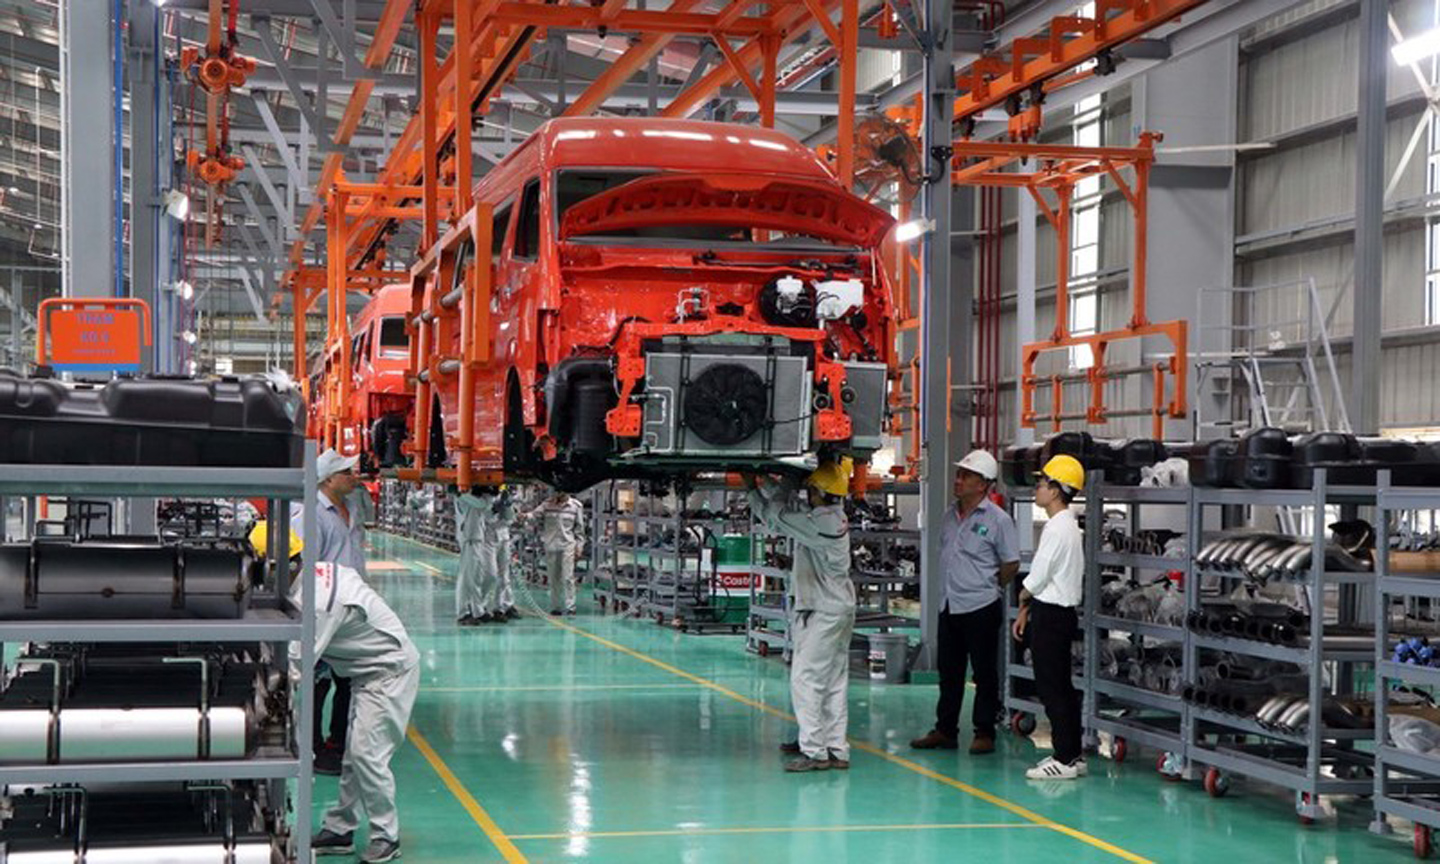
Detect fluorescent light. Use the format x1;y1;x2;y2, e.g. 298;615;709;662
1394;26;1440;66
163;189;190;221
174;279;194;301
893;218;934;243
182;330;198;345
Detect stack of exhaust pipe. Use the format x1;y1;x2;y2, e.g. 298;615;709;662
1185;602;1308;646
1194;533;1372;583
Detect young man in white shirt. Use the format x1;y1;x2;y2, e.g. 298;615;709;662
1012;454;1086;780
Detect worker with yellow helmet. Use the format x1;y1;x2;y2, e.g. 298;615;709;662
249;522;418;863
1012;454;1088;781
746;457;856;772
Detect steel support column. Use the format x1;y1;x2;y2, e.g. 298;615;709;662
918;0;954;670
1353;0;1386;435
61;0;116;299
128;0;162;371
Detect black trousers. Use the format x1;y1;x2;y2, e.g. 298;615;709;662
313;672;352;751
1030;600;1082;764
935;598;1003;738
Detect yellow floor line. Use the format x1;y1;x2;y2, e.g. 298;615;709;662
545;617;1153;864
407;726;528;864
410;560;455;583
423;682;708;693
509;822;1045;841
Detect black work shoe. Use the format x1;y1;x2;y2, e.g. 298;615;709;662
361;837;402;863
910;729;959;750
313;746;343;776
457;615;475;626
505;608;521;620
784;755;832;773
828;750;850;769
312;829;354;855
779;740;801;753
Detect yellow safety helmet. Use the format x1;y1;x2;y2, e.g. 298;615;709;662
1038;454;1085;493
807;456;854;497
249;522;303;560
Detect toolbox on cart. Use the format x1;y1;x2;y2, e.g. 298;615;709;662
0;372;304;467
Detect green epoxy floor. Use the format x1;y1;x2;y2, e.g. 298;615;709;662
351;532;1415;863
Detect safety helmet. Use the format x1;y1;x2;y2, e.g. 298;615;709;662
1038;454;1085;493
807;456;853;497
954;449;999;482
249;522;303;560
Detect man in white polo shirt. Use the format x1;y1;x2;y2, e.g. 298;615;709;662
911;450;1019;755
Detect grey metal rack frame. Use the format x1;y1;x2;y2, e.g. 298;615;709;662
1086;483;1192;765
1183;468;1375;821
1371;473;1440;852
0;452;319;862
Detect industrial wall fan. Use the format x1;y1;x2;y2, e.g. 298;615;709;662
853;114;923;204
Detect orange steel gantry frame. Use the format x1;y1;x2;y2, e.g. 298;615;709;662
878;0;1207;465
950;133;1187;440
291;0;865;464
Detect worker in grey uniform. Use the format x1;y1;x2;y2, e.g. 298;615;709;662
534;490;586;615
912;449;1020;755
748;459;856;772
252;523;418;864
293;448;371;774
491;487;520;619
454;488;497;624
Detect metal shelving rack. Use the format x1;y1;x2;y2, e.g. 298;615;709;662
0;452;319;862
1371;473;1440;852
1182;468;1375;821
1086;483;1192;764
746;521;793;660
376;479;457;552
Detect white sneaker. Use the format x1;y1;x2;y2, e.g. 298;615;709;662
1026;757;1082;780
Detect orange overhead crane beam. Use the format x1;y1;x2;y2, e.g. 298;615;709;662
951;0;1208;139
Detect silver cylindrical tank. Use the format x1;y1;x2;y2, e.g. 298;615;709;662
0;706;252;763
0;542;251;619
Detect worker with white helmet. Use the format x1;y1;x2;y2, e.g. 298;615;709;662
1012;454;1088;780
911;449;1019;756
747;459;856;772
454;488;498;625
252;523;418;864
293;448;372;775
533;490;586;615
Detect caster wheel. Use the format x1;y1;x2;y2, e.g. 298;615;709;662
1112;737;1128;764
1010;712;1036;737
1203;768;1229;798
1297;793;1315;825
1417;824;1433;859
1157;752;1182;781
757;642;770;657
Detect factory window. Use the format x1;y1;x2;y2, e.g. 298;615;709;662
491;199;513;259
515;179;541;260
1068;83;1103;369
378;318;407;356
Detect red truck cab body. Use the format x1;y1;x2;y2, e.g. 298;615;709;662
411;117;896;490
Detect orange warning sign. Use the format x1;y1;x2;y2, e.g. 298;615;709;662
36;298;152;373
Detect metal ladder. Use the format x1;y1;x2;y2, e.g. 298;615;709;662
1194;277;1352;438
1194;278;1352;536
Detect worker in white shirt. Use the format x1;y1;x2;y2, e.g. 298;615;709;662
535;490;586;615
454;488;497;625
1012;454;1087;780
491;488;520;619
747;459;856;773
252;523;418;864
293;448;370;775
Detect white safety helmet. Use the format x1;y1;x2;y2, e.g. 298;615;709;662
954;449;999;482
